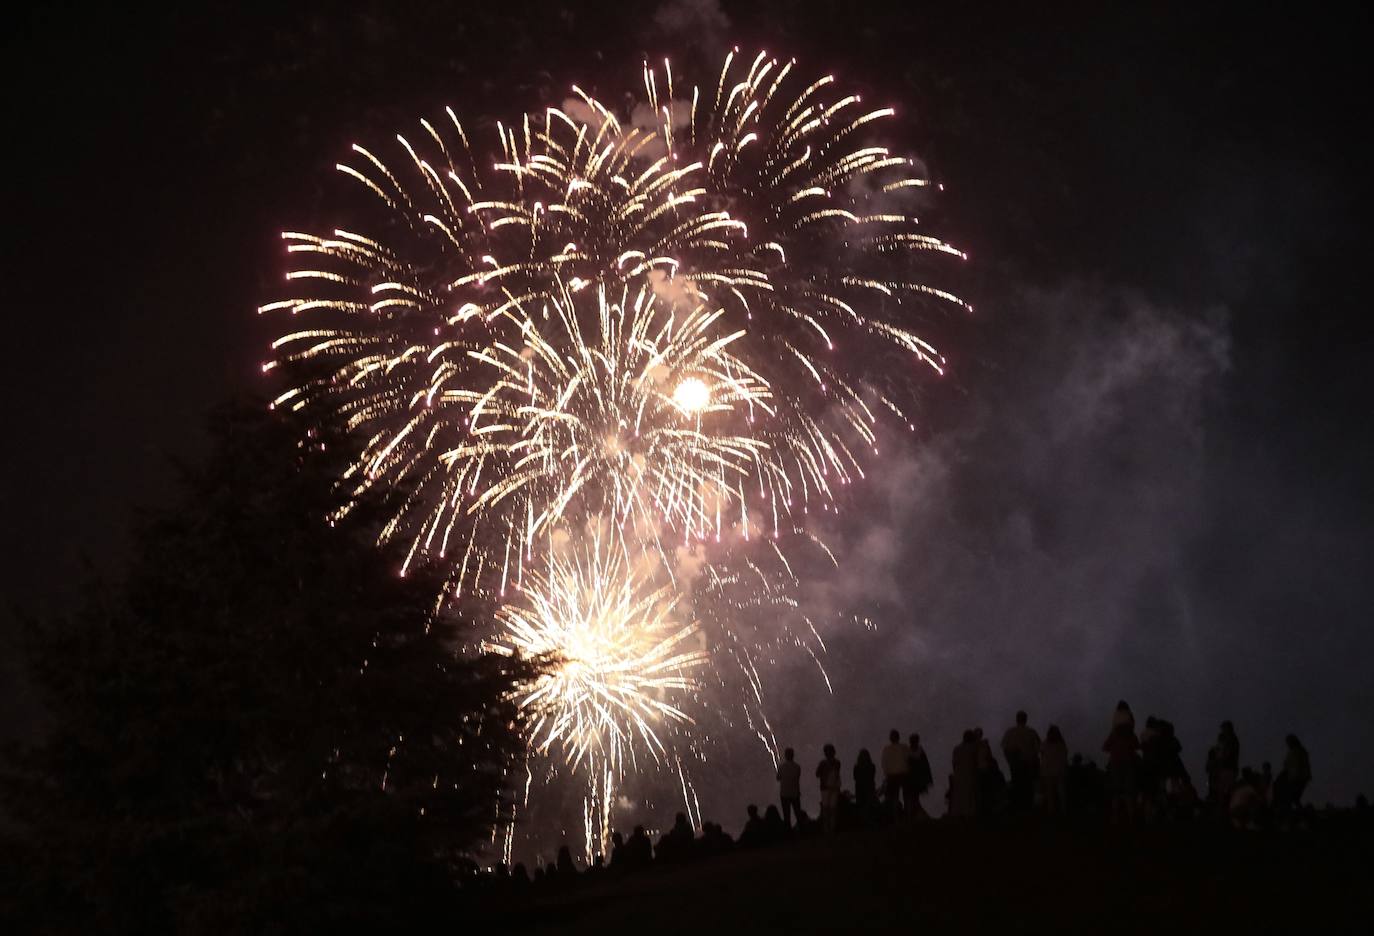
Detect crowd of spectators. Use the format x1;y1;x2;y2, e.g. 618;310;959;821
469;703;1343;893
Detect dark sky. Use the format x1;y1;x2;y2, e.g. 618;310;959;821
4;1;1372;813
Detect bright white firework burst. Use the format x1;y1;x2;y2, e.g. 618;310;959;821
487;526;706;859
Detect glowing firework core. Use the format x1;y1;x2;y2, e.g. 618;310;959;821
672;377;711;415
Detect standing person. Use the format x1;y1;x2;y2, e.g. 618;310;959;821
625;825;653;869
975;728;1006;816
1156;719;1188;815
1103;722;1140;825
905;733;934;818
880;729;910;816
1258;762;1275;804
1112;700;1136;733
816;743;843;833
1274;734;1312;814
1139;716;1168;820
853;749;878;819
1206;721;1241;808
556;845;579;878
1001;710;1042;812
950;730;979;818
1040;725;1069;816
777;747;803;829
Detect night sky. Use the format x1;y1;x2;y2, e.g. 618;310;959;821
5;1;1372;818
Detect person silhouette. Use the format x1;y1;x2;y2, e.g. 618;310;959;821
739;803;766;848
905;733;933;818
1229;768;1265;830
1040;725;1069;816
656;812;696;864
1103;722;1140;825
1274;734;1312;813
880;729;910;816
1112;700;1136;733
556;845;578;878
625;824;653;869
950;730;979;818
816;743;843;833
699;820;734;856
1207;721;1241;808
1139;716;1168;819
975;728;1005;816
1002;710;1042;812
777;747;803;829
853;748;878;819
609;831;626;871
763;804;787;842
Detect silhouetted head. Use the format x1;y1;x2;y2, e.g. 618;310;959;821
909;733;920;748
674;812;691;831
1071;753;1084;766
963;729;976;743
890;729;900;742
784;747;795;761
824;743;836;758
858;747;872;764
1286;733;1301;749
747;804;759;818
765;805;782;821
633;824;646;837
1047;724;1063;743
974;727;984;740
1016;710;1028;726
612;831;623;847
1146;716;1158;728
1221;720;1234;734
1116;700;1131;712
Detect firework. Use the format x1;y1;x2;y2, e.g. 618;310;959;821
262;50;965;597
487;525;706;857
434;280;787;591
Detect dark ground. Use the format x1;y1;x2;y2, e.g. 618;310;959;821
492;816;1372;933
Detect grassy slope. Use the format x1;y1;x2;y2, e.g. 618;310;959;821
503;816;1372;933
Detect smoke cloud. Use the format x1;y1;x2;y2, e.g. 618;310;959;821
692;281;1240;817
